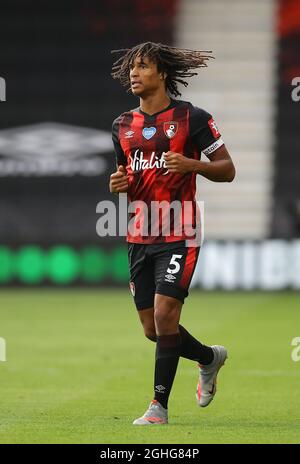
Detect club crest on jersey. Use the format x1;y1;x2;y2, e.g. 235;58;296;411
164;122;178;139
129;281;135;296
142;127;156;140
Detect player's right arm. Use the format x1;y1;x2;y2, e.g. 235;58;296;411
110;117;129;194
109;165;129;193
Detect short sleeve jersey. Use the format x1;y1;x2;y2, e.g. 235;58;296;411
112;99;224;244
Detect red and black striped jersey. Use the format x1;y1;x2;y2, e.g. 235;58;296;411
112;99;224;244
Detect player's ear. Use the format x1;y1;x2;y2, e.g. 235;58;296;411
160;71;167;81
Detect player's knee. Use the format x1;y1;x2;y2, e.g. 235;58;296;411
154;304;178;328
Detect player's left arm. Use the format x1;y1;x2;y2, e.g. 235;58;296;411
164;145;235;182
164;105;235;182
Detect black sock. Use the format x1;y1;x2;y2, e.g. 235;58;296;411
154;333;181;409
147;326;213;365
179;325;213;365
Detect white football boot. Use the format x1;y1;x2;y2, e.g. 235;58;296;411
196;345;228;408
133;400;168;425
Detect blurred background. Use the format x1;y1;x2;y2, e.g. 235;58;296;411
0;0;299;290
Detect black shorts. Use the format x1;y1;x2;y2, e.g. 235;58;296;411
127;240;200;310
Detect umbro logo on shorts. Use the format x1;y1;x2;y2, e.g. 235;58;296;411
165;274;176;282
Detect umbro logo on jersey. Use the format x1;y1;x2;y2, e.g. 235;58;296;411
142;127;156;140
164;122;178;139
125;130;135;138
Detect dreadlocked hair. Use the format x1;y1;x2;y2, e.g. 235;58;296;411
111;42;214;97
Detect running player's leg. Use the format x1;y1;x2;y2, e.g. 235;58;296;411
145;242;186;414
152;293;182;410
154;241;214;365
136;242;218;364
135;241;214;414
128;243;170;425
132;241;226;425
138;305;183;417
153;241;227;410
133;294;180;425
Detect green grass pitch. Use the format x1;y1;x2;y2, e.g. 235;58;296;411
0;289;299;444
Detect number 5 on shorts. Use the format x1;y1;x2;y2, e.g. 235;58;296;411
167;254;183;274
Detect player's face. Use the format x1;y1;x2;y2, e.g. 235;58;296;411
129;56;165;97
